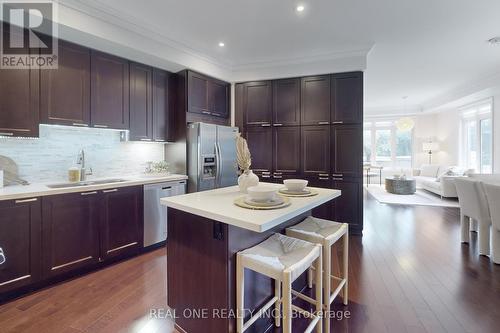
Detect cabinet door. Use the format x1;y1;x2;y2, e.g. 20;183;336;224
300;75;330;126
332;178;363;233
40;40;90;127
209;79;229;118
90;51;130;129
246;126;273;174
41;191;100;278
0;26;39;137
187;71;209;115
100;186;143;260
273;78;300;126
305;176;333;220
331;124;362;178
0;198;41;294
301;125;331;176
129;62;153;141
332;72;363;124
244;81;272;126
152;68;170;142
273;127;300;175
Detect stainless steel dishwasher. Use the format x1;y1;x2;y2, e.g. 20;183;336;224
144;180;186;247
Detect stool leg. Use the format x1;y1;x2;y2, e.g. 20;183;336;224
315;251;323;333
323;245;331;333
460;214;470;243
236;255;244;333
343;231;349;306
282;272;292;333
308;266;313;289
478;219;491;256
275;279;281;327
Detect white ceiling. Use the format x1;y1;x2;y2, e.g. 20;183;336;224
63;0;500;113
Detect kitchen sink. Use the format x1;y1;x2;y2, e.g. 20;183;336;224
47;178;127;189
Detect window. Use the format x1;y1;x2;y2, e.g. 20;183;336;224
461;100;492;173
363;119;413;169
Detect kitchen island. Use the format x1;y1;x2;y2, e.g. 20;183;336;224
160;183;341;333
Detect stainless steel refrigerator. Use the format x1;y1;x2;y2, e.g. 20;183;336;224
187;122;239;192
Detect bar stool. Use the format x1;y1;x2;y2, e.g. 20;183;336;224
236;233;323;333
286;216;349;333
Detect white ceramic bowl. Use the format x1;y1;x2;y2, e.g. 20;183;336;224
247;186;277;202
283;179;308;192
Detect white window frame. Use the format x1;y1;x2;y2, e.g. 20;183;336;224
460;99;493;173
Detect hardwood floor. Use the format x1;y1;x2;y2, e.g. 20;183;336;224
1;192;499;333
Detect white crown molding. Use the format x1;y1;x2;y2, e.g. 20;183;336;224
364;105;423;117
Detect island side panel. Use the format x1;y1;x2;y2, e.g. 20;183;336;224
167;208;230;333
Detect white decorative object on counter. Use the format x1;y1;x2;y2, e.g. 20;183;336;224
238;170;259;193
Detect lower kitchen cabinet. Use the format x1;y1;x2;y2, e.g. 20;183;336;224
41;191;101;278
0;198;41;294
304;175;332;220
100;186;144;260
332;178;363;234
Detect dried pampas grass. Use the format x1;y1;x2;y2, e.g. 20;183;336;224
236;134;252;172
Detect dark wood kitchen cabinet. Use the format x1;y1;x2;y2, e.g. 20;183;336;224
273;126;300;176
0;26;39;137
0;198;41;294
305;176;333;220
300;75;330;126
40;40;90;127
332;72;363;124
245;126;273;174
90;51;130;129
100;186;143;260
332;178;363;233
273;78;300;126
152;68;171;142
186;71;229;118
331;124;363;178
209;78;229;118
301;125;331;176
243;81;272;126
129;62;153;141
41;191;100;278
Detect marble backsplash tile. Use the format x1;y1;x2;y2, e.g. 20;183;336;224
0;125;166;183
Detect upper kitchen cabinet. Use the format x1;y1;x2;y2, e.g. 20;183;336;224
301;125;331;176
273;78;300;126
243;81;272;126
40;40;90;127
186;70;229;118
245;126;273;174
0;198;41;294
90;51;130;130
331;124;363;178
129;62;153;141
300;75;330;126
152;68;171;142
0;26;39;137
331;72;363;124
273;126;301;176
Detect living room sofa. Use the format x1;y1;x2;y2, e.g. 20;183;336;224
413;165;471;198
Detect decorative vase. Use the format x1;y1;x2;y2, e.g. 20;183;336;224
238;170;259;193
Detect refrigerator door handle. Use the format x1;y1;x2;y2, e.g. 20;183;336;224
215;142;221;188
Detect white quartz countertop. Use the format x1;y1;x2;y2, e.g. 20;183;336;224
0;174;188;201
160;183;341;233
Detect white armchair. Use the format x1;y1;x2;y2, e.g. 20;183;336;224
482;183;500;264
454;178;491;256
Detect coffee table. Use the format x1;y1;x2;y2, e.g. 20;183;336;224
385;177;416;195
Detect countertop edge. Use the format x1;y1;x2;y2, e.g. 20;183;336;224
0;174;188;201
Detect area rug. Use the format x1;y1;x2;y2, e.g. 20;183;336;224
365;185;460;208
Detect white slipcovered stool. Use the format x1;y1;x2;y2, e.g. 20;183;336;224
236;233;323;333
286;217;349;333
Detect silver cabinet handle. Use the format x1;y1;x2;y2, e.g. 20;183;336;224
0;132;14;136
261;175;271;178
332;174;343;177
0;247;5;265
319;177;330;180
332;177;343;181
201;111;211;115
72;123;89;127
332;121;344;124
273;175;283;179
274;172;283;176
319;173;329;177
261;123;271;127
102;189;118;193
93;125;108;128
140;138;152;141
15;198;37;204
155;139;165;142
273;123;283;127
81;191;97;196
318;122;330;125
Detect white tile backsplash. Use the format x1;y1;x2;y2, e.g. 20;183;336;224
0;125;165;183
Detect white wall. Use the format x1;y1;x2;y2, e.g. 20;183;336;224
0;125;165;183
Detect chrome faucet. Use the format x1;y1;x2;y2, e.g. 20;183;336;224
76;149;93;181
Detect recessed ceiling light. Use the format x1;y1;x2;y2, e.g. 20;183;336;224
218;42;225;47
296;5;305;12
487;37;500;45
